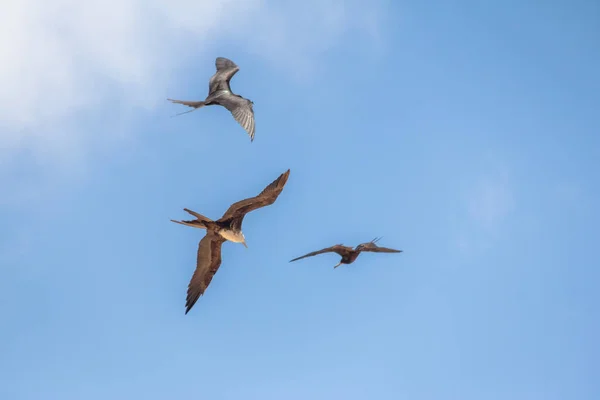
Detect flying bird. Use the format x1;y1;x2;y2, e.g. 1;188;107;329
171;169;290;314
289;237;402;268
167;57;256;141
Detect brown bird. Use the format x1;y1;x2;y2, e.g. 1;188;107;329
171;169;290;314
289;237;402;268
167;57;256;141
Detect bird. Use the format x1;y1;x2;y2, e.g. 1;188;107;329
171;169;290;314
167;57;256;141
289;237;402;268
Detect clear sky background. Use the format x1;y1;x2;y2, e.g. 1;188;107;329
1;0;599;399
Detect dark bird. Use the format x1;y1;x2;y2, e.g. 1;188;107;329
167;57;256;141
171;169;290;314
289;237;402;268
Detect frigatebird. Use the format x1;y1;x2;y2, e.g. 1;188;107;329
289;237;402;268
171;169;290;314
167;57;256;141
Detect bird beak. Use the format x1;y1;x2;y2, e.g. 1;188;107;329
242;241;248;248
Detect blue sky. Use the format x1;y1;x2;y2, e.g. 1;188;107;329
1;0;599;399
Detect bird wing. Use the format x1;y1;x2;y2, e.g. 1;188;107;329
218;169;290;228
358;242;403;253
289;245;354;262
185;231;226;314
208;57;240;93
218;94;256;141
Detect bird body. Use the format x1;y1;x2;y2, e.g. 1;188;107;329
289;237;402;268
171;218;247;245
217;228;247;244
168;57;256;141
337;247;361;265
171;169;290;314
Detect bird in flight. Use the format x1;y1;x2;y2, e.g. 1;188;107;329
167;57;256;142
289;237;402;268
171;169;290;314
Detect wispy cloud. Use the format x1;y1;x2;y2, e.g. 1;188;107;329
452;165;516;255
466;169;515;232
0;0;386;220
0;0;385;163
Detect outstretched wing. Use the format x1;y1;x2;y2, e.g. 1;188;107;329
289;245;353;262
208;57;240;93
218;94;256;141
358;242;403;253
218;169;290;228
185;231;226;314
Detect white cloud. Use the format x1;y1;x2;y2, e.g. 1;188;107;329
0;0;385;163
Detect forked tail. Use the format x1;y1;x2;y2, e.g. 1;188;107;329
167;98;206;117
170;208;214;229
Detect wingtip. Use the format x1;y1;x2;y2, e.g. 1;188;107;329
274;169;290;185
281;169;291;185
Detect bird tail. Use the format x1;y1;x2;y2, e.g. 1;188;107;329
167;98;206;117
170;208;214;229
